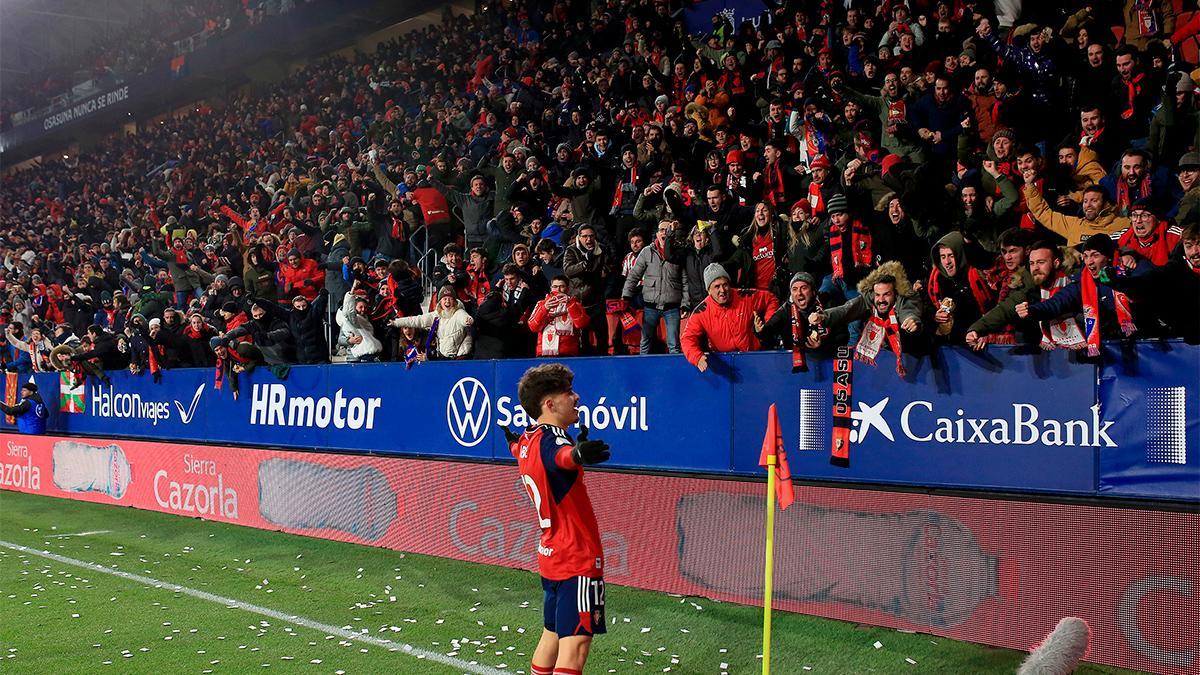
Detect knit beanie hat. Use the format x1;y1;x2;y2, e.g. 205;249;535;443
703;263;730;289
790;272;816;288
438;284;456;300
825;193;849;215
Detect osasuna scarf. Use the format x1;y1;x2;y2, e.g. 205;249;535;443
390;215;408;242
762;162;786;207
927;265;993;314
789;299;822;373
540;299;576;356
611;163;637;211
1120;72;1146;120
1134;0;1159;35
214;353;241;399
1114;174;1151;213
830;346;853;468
807;181;826;216
1039;274;1087;350
1080;270;1136;356
829;220;872;279
467;265;491;306
855;307;906;377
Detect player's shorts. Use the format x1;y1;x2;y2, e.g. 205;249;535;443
542;575;606;639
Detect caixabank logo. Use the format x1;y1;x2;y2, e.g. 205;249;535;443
798;391;1124;450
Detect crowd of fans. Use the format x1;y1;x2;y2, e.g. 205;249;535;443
2;0;1199;387
1;0;290;130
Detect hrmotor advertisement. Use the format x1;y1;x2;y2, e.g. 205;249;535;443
12;343;1198;501
1;433;1195;674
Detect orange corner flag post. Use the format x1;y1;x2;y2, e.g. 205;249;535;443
758;403;794;674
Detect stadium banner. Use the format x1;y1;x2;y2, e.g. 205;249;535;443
1098;342;1200;500
5;344;1198;500
728;348;1101;494
1;433;1195;674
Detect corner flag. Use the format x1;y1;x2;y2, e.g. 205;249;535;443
758;403;794;510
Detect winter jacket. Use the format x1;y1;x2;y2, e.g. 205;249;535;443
225;314;293;365
967;266;1041;342
822;262;924;332
472;293;522;360
289;292;329;364
322;237;351;307
681;288;779;365
759;298;847;358
622;239;683;307
563;242;610;307
280;258;324;300
393;301;474;359
243;256;279;303
1122;0;1174;50
71;332;128;371
336;292;383;360
926;232;992;342
1024;184;1128;245
840;85;923;161
432;179;495;249
1026;272;1131;340
682;238;729;309
732;219;790;294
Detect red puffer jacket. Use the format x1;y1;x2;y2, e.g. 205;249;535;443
681;288;779;365
280;258;324;300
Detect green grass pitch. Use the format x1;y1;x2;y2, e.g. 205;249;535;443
0;490;1142;674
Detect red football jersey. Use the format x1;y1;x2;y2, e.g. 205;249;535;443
512;423;604;580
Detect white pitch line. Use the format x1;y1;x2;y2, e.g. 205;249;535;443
0;539;507;675
48;530;112;538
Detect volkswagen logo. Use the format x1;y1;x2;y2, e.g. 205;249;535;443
447;377;491;447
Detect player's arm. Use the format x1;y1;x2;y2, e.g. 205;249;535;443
554;425;611;469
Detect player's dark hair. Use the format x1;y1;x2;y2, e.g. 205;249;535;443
518;364;574;419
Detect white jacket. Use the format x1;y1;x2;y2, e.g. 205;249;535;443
336;292;382;359
393;300;474;359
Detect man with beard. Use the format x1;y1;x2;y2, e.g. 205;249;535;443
562;224;611;355
1018;235;1138;350
692;185;750;252
758;272;847;363
1024;181;1129;245
808;262;922;376
966;239;1058;349
1100;149;1170;217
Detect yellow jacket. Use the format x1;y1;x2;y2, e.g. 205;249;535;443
1023;184;1129;244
